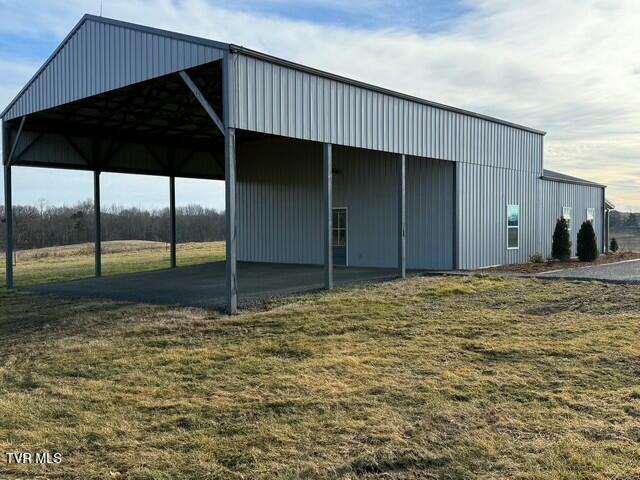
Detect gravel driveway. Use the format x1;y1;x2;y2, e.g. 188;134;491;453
537;259;640;284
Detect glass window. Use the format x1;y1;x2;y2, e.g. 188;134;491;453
563;207;572;231
507;204;519;249
332;209;347;247
332;229;340;246
587;208;595;223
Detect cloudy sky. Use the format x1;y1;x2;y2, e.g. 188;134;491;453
1;0;638;210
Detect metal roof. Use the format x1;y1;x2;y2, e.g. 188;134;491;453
542;169;605;188
2;14;545;136
0;15;226;120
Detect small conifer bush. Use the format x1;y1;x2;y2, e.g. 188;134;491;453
551;217;571;261
576;220;598;262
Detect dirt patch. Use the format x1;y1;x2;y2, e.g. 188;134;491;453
524;299;589;316
484;251;640;274
524;285;640;316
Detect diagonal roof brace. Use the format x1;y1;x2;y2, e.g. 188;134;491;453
6;116;26;165
179;70;225;137
63;135;91;166
14;132;43;162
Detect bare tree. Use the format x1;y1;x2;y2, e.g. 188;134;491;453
0;201;225;252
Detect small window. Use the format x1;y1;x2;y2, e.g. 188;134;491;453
587;208;595;223
507;204;519;249
563;207;572;231
332;209;346;247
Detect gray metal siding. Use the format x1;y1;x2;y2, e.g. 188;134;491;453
407;156;454;270
14;131;90;167
332;147;398;268
237;139;323;265
538;179;605;258
232;53;543;173
456;166;605;269
237;139;453;269
12;130;223;178
3;18;224;120
457;163;539;269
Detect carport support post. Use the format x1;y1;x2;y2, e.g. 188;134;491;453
93;170;101;277
398;154;406;278
4;164;13;289
225;128;237;314
169;175;176;268
223;50;238;314
323;143;333;290
3;120;13;289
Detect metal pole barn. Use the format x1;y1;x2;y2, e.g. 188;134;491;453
169;175;176;268
398;154;406;278
93;170;101;277
323;143;333;290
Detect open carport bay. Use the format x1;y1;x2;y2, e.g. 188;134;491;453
24;262;407;310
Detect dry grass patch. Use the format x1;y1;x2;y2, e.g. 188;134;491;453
0;241;224;288
0;276;639;479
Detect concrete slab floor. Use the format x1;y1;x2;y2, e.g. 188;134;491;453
23;261;410;310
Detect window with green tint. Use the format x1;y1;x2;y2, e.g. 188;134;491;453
507;205;519;249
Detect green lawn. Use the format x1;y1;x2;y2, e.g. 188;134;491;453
1;270;639;479
610;231;640;252
0;241;224;288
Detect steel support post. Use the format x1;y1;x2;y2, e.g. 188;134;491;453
4;163;13;289
169;175;177;268
223;51;238;314
93;170;101;277
323;143;333;290
398;154;406;278
3;121;13;289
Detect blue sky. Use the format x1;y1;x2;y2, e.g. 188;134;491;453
1;0;639;210
218;0;470;32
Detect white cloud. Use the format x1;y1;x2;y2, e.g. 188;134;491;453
0;0;639;209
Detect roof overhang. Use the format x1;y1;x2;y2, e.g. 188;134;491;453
1;14;228;121
1;14;545;137
541;169;605;188
2;14;547;180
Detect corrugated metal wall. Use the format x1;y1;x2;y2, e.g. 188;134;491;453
237;139;323;265
237;138;454;269
456;166;605;269
538;179;605;258
3;18;224;120
332;146;398;268
13;130;90;167
13;130;222;178
407;156;454;270
232;53;543;173
456;163;539;269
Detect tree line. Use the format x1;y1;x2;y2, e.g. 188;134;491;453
609;210;639;231
0;201;225;252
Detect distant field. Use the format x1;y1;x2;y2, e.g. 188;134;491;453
0;240;225;288
610;231;640;252
1;275;639;478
